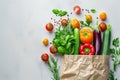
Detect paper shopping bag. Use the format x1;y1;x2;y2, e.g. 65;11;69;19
60;55;109;80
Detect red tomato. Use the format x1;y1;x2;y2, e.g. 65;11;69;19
73;5;81;15
61;19;68;27
45;23;54;32
50;45;57;54
99;22;107;31
41;53;49;62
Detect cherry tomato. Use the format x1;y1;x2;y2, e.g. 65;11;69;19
73;5;81;15
61;19;68;27
85;14;92;23
99;12;107;21
41;53;49;62
50;45;57;54
70;18;80;28
99;22;107;31
42;38;49;46
45;23;54;32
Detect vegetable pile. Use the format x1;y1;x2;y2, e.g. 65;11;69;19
49;7;111;55
40;5;120;80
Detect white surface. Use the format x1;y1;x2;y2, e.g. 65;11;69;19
0;0;120;80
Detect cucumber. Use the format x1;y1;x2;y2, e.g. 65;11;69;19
101;25;111;55
74;28;80;55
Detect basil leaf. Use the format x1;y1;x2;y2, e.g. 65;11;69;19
58;46;65;54
62;11;67;16
90;9;96;13
52;9;67;16
66;42;71;49
58;11;67;16
58;11;63;16
52;9;59;14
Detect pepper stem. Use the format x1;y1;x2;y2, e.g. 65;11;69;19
84;48;90;54
83;32;88;36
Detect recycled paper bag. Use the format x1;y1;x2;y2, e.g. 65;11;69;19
61;55;109;80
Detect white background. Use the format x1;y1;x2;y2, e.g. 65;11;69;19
0;0;120;80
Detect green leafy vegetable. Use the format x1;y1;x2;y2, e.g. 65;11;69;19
90;9;96;13
52;24;75;55
47;55;60;80
109;38;120;80
113;38;119;47
109;70;116;80
61;11;67;16
52;9;67;16
110;38;120;71
52;9;60;14
57;46;65;54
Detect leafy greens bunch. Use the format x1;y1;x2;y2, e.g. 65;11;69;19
109;38;120;80
53;24;75;55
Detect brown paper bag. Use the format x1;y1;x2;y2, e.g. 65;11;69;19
60;55;109;80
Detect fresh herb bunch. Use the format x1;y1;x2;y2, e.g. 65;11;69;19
52;9;67;16
47;55;60;80
110;38;120;71
109;38;120;80
53;24;75;55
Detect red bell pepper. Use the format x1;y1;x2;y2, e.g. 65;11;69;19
80;43;95;55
